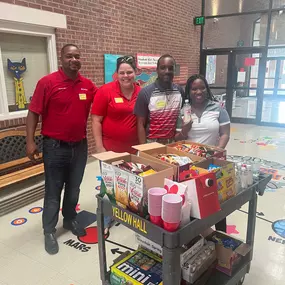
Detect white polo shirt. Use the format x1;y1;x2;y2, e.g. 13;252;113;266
187;100;230;146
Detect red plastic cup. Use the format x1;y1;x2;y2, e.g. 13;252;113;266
150;215;163;227
163;221;180;232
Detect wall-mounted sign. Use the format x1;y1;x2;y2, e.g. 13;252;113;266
136;53;160;69
194;16;205;26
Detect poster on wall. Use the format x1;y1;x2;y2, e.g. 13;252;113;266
136;53;160;69
104;54;157;87
205;55;216;85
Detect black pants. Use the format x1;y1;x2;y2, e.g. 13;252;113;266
215;218;227;232
42;137;87;234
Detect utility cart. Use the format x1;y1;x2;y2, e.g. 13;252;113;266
96;173;272;285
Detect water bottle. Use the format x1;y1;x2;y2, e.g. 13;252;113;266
247;165;253;186
183;99;192;123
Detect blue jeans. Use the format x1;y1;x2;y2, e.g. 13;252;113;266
42;137;87;234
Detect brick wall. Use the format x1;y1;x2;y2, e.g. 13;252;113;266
0;0;201;155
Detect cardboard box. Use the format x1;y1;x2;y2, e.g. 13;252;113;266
182;172;221;219
135;234;162;257
168;141;227;160
195;159;236;203
133;143;205;182
110;248;163;285
207;231;251;276
92;152;174;216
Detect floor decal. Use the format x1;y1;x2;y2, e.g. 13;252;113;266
76;210;97;229
227;225;239;234
77;226;108;244
233;136;285;148
11;218;27;226
272;220;285;239
29;207;43;214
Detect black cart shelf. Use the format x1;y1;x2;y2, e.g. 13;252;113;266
96;173;272;285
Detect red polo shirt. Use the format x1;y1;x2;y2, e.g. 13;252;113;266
91;80;140;154
29;69;97;142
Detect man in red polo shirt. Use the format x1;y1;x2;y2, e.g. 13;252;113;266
26;44;97;255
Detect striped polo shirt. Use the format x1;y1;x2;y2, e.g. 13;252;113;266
134;80;184;140
187;100;230;146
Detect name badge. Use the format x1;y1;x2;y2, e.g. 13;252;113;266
115;97;124;103
156;100;166;109
79;93;87;100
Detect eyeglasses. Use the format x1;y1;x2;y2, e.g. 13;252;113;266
117;56;135;64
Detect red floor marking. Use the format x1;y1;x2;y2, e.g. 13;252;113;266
78;226;108;244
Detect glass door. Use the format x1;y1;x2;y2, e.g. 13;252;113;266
202;47;266;124
261;57;285;124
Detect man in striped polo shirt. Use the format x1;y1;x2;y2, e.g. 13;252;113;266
134;54;184;144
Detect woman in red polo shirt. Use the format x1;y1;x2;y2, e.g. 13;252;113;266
91;56;140;154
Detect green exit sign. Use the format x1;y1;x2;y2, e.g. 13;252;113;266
194;16;205;26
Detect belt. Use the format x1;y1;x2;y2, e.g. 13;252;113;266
44;136;85;147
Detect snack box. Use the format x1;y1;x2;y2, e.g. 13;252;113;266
133;143;205;182
93;152;174;216
206;231;251;276
168;141;226;160
110;248;163;285
195;158;236;203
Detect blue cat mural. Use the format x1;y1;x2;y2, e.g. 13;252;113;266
7;58;27;110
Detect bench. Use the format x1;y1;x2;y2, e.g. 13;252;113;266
0;129;44;189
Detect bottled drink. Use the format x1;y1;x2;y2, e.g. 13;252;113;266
183;99;192;123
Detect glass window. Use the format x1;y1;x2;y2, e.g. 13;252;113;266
0;33;49;113
204;13;267;49
205;0;269;16
269;11;285;46
273;0;285;9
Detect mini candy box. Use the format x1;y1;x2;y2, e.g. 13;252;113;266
110;248;163;285
92;152;174;217
168;141;227;160
196;159;236;203
133;143;204;182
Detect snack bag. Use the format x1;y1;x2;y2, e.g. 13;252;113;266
100;162;116;203
114;168;129;207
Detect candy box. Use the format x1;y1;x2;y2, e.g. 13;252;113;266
168;141;226;160
195;159;236;203
133;143;205;182
110;248;163;285
93;152;174;216
206;231;251;276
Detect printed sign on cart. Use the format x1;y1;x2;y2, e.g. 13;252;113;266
112;206;147;234
136;53;160;69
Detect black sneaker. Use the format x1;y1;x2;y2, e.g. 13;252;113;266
63;220;86;237
44;233;59;255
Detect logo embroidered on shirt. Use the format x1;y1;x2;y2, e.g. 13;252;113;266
58;87;67;90
81;88;88;91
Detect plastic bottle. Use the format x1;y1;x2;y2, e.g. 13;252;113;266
183;99;192;123
247;165;253;186
241;167;248;189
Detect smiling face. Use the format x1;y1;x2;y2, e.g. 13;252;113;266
157;57;175;86
117;63;136;89
61;45;81;74
190;78;208;105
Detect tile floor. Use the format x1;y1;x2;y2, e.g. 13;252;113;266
0;123;285;285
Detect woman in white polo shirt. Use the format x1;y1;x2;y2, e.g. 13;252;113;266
176;74;230;232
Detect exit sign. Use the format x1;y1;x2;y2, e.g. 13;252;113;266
194;16;205;26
